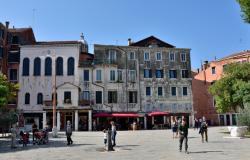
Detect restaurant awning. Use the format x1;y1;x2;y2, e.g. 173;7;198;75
111;113;139;118
148;111;169;116
93;113;112;117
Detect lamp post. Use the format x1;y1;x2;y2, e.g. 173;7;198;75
47;50;58;137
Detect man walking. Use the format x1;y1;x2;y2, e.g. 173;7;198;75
110;121;117;147
199;118;208;143
179;118;188;153
66;121;73;145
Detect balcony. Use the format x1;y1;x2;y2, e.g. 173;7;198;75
64;99;72;104
79;99;90;106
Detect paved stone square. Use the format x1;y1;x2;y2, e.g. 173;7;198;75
0;127;249;160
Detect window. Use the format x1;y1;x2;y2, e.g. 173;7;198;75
169;52;175;61
129;52;135;60
109;50;116;62
45;57;52;76
83;91;90;100
156;52;162;61
9;69;17;81
96;91;102;104
0;30;3;38
56;57;63;75
67;57;74;75
156;69;163;78
146;87;151;96
171;87;176;96
37;93;43;104
144;52;150;61
129;70;136;82
183;87;188;96
181;53;186;62
129;91;137;103
108;91;117;103
158;87;163;96
211;67;216;74
22;58;30;76
110;70;116;81
0;47;3;58
144;69;152;78
12;36;19;44
25;93;30;104
96;70;102;81
64;91;71;104
117;70;122;81
84;70;89;81
33;57;41;76
181;70;189;78
169;70;177;78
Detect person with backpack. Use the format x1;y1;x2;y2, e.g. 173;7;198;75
199;118;208;143
66;121;73;145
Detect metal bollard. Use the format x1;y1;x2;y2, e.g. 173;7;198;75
107;129;114;151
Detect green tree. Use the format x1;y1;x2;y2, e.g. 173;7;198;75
236;0;250;23
0;74;19;128
209;63;250;113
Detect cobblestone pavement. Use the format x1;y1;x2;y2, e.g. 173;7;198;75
0;127;250;160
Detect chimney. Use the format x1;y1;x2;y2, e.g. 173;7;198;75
128;38;132;46
203;60;208;70
5;21;9;29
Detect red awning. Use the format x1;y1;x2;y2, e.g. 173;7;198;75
148;111;169;116
112;113;139;118
93;113;112;117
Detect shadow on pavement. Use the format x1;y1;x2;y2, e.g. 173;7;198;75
0;139;96;154
188;150;223;154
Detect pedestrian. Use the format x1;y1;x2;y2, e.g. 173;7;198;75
110;121;117;147
32;121;38;142
66;120;73;145
179;118;189;153
172;121;178;138
11;123;17;148
132;121;137;131
199;118;208;143
194;118;199;130
93;120;97;131
103;129;107;147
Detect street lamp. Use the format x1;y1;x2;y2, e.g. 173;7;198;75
47;50;57;137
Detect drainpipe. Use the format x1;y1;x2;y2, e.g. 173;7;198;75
137;48;142;111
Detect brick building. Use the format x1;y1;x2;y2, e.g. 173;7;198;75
0;21;36;108
192;51;250;126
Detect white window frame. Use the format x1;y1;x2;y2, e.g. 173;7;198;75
129;52;135;60
144;52;150;61
156;52;162;61
169;52;175;62
108;50;117;61
211;67;216;75
117;69;123;81
129;70;136;82
170;86;177;97
181;53;186;62
110;70;116;82
96;69;102;81
158;86;163;97
182;87;188;96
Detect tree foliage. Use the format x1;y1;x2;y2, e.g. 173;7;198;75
237;103;250;128
237;0;250;23
209;63;250;113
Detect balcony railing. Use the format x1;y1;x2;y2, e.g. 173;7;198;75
64;99;72;104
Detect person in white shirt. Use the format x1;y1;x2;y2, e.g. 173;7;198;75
103;129;107;146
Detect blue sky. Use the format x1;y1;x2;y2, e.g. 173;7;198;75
0;0;249;68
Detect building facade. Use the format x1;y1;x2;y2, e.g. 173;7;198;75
91;36;193;129
0;21;36;109
192;51;250;126
18;37;93;131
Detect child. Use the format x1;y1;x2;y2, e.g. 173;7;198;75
103;129;107;147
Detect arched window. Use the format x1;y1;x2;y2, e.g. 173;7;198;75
22;58;30;76
67;57;74;75
25;93;30;104
56;57;63;75
37;93;43;104
34;57;41;76
45;57;52;76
